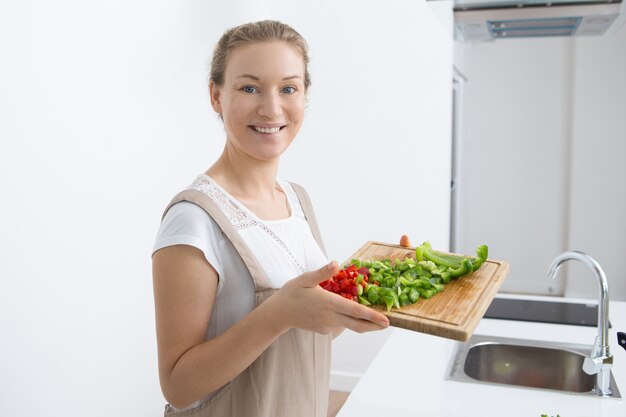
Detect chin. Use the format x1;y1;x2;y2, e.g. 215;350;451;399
250;141;293;161
252;149;289;162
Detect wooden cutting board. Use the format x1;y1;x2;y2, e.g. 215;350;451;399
343;241;509;342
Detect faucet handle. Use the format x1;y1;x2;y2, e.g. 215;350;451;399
583;354;613;375
583;356;604;375
583;335;613;375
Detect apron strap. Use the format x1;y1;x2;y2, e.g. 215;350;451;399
162;189;273;291
288;182;327;257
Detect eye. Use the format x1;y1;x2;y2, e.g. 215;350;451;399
281;86;296;94
241;86;258;94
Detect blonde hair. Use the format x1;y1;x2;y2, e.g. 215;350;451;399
210;20;311;90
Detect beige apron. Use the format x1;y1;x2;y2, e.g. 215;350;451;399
160;183;332;417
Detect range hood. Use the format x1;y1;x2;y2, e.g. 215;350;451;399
433;0;625;41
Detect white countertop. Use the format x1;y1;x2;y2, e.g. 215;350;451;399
337;296;626;417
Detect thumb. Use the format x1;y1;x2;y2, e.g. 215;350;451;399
295;260;339;288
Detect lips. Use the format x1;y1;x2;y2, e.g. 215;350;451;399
250;124;286;134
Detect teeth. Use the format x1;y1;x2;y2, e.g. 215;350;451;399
253;126;281;133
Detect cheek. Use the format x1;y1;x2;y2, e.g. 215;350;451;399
289;101;306;125
223;101;249;130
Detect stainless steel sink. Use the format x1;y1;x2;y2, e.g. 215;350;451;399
447;334;621;398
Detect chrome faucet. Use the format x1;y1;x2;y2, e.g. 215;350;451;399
547;251;613;396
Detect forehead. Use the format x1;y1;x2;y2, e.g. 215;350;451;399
224;42;305;82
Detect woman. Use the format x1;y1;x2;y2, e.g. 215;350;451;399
152;20;389;417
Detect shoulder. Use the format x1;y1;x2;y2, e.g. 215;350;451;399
154;201;224;260
153;200;225;282
278;181;307;217
280;180;318;211
281;180;306;193
161;201;221;235
280;180;311;202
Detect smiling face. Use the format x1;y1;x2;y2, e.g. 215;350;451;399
210;41;307;162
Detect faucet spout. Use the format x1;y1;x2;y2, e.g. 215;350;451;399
547;251;613;396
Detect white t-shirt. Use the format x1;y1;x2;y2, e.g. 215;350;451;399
152;174;329;342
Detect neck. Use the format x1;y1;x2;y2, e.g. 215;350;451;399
207;142;280;199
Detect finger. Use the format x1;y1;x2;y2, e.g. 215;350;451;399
335;313;388;334
293;260;339;288
332;297;389;327
400;234;411;247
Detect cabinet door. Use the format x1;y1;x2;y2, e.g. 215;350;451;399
455;39;571;295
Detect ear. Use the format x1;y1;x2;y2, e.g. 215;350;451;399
209;80;222;114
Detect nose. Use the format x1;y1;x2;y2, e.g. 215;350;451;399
257;91;282;119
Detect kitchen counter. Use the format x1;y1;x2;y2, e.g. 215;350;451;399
337;296;626;417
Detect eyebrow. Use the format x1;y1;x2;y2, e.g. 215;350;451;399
236;74;302;81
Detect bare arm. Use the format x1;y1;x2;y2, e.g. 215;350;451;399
153;245;388;409
153;245;287;408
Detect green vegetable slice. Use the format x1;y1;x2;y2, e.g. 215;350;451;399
351;242;489;311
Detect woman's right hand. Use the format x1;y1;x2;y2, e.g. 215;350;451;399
269;261;390;334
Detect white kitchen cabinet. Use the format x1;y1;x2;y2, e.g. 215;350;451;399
454;28;626;301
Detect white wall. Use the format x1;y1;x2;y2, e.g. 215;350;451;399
455;27;626;300
0;1;452;415
274;1;453;391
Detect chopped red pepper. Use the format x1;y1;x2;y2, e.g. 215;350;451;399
319;264;369;302
357;267;370;276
